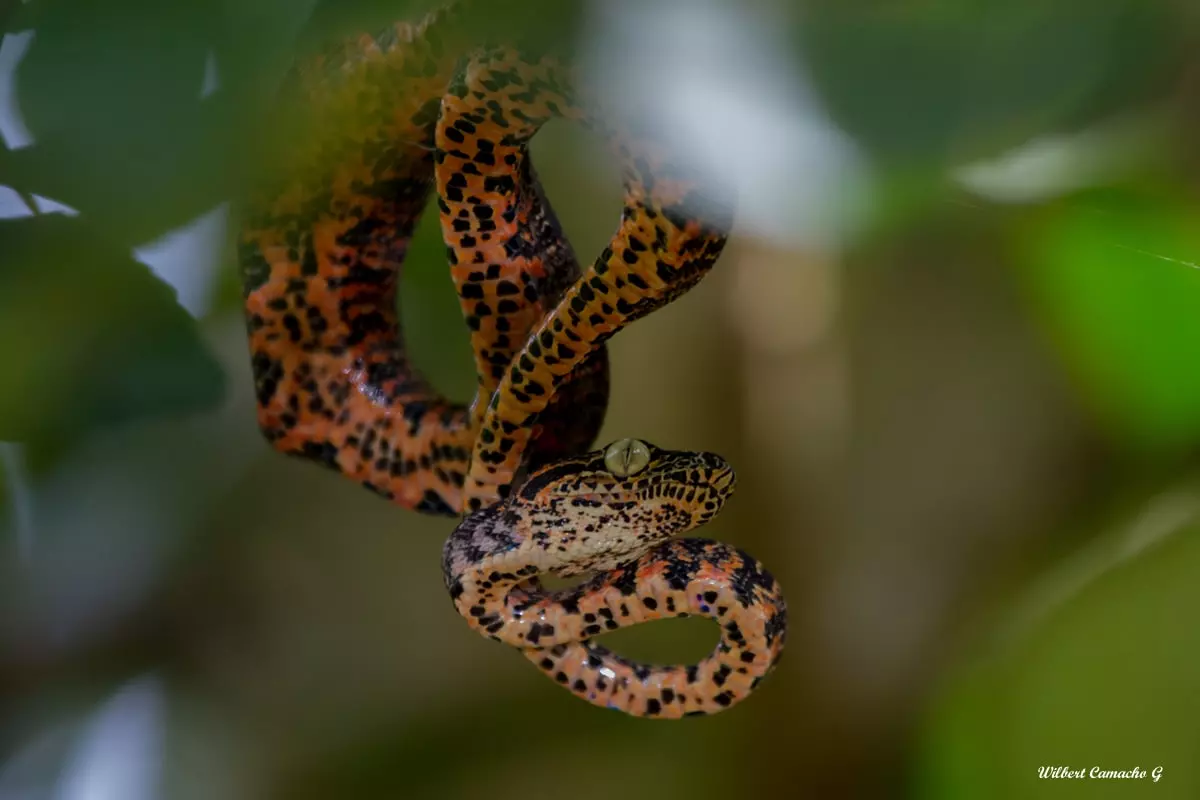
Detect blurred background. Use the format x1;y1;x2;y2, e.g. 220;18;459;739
3;0;1200;797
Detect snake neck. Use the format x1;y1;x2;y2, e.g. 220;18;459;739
445;490;696;581
442;504;522;594
442;499;697;649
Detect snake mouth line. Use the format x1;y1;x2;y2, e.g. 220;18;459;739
559;472;734;504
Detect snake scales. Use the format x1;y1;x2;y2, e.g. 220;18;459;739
239;2;786;718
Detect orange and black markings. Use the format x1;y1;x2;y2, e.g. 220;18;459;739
239;7;784;718
437;49;733;511
443;439;787;717
239;10;609;514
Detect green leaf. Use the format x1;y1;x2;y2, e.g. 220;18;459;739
8;0;321;242
1016;190;1200;451
918;501;1200;797
797;0;1182;165
0;216;225;444
0;115;239;243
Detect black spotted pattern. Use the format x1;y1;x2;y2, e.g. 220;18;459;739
443;440;787;718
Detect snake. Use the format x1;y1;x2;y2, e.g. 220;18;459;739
443;438;787;717
239;4;610;515
238;3;786;717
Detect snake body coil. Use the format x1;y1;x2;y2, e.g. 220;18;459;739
240;6;609;514
444;439;787;717
239;5;786;718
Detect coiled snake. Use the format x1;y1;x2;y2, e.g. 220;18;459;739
239;3;786;717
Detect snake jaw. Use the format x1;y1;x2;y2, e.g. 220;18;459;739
488;444;739;578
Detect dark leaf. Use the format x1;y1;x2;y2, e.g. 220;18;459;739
9;0;322;241
0;215;226;444
797;0;1183;165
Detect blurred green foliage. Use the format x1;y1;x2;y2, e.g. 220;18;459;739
0;215;223;448
0;0;586;451
1020;188;1200;452
798;0;1181;165
920;498;1200;799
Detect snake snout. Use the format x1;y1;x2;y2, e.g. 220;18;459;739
707;469;736;505
696;452;736;491
712;465;736;493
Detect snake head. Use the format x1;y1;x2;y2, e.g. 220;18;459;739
512;438;736;575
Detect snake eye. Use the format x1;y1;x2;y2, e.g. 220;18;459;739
603;438;651;478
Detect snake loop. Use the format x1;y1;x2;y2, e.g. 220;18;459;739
443;439;787;717
240;7;785;718
434;48;734;511
240;9;608;514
